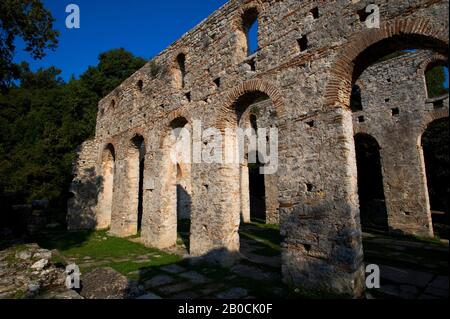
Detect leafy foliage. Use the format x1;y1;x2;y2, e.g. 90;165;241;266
0;0;59;89
0;49;146;221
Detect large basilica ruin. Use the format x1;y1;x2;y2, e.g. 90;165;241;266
67;0;449;297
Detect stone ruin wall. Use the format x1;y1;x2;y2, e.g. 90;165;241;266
67;0;449;297
354;50;449;235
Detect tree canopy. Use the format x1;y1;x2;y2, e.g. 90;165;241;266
0;49;146;221
0;0;59;89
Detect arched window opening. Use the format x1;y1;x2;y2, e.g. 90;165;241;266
425;63;449;98
242;8;259;56
174;53;187;89
137;80;143;92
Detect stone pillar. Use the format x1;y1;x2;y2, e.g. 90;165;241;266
96;159;114;229
240;164;251;223
190;160;241;265
110;155;139;237
142;154;178;249
265;174;279;225
380;135;433;237
280;107;365;298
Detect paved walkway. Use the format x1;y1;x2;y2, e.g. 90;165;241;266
132;228;449;299
363;233;449;299
3;226;446;299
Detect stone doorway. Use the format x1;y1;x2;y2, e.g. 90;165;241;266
422;117;449;239
354;133;389;232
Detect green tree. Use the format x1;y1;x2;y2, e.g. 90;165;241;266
426;66;449;98
0;49;145;227
0;0;59;89
81;48;146;97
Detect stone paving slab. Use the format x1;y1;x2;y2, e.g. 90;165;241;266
423;285;448;298
200;283;228;296
170;291;200;299
244;253;281;269
160;264;186;274
379;284;419;299
428;276;449;290
379;265;434;288
137;293;162;299
231;264;280;282
144;275;175;289
157;282;193;295
178;271;209;284
216;288;248;299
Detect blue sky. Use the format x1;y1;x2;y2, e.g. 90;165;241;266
12;1;448;87
14;0;228;81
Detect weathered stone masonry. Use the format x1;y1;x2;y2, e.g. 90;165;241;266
354;50;449;236
68;0;449;297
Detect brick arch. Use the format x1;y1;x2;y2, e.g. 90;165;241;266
123;129;147;157
416;53;449;99
165;107;194;128
416;53;449;76
325;17;449;109
231;0;266;31
98;139;117;162
417;106;449;146
157;109;193;149
101;142;116;157
219;79;285;125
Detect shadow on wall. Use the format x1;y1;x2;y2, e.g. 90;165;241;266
280;200;366;298
67;167;101;231
177;184;191;253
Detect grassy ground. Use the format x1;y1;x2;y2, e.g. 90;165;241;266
21;222;447;299
32;230;181;278
25;222;289;298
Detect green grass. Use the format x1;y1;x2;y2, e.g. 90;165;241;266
239;221;281;255
31;229;182;277
364;227;446;246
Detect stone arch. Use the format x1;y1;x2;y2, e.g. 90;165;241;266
231;1;265;32
165;107;194;129
231;1;266;62
216;82;281;252
218;79;285;128
172;51;188;89
416;53;448;77
415;53;449;99
417;107;450;142
415;108;449;230
325;18;449;109
158;116;192;251
96;143;116;229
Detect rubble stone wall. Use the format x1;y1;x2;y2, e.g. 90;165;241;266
67;0;449;297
